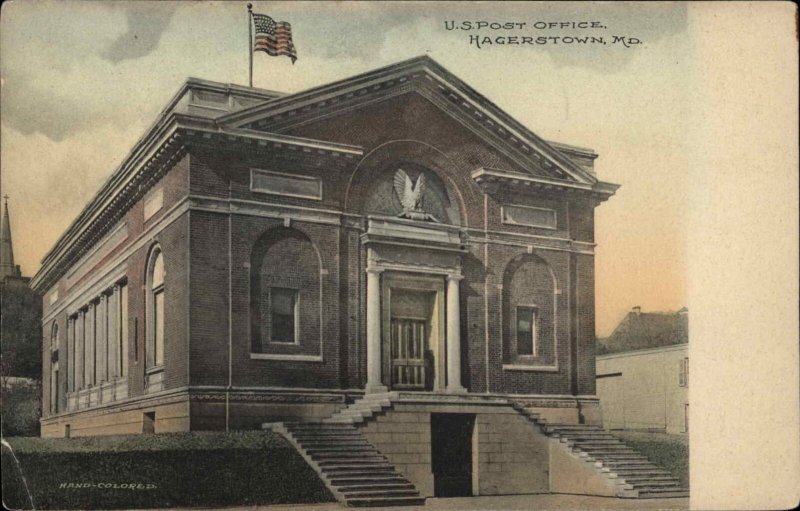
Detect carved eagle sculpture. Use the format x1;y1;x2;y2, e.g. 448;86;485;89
393;168;437;221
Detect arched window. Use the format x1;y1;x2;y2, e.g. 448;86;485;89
250;227;321;354
50;322;59;414
502;253;557;367
146;247;165;369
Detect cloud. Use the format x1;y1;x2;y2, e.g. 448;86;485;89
100;3;177;63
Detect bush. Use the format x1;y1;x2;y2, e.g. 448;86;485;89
1;380;41;437
1;432;333;509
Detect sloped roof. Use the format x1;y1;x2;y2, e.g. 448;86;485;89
221;55;604;186
597;308;688;355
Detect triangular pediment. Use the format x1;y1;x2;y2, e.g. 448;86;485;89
218;56;597;185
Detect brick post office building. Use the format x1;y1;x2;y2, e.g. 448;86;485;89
34;56;618;435
33;57;693;500
34;54;627;469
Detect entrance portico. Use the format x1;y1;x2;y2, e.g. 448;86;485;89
362;217;467;394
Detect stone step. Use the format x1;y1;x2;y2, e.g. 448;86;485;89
596;453;649;459
569;432;618;437
291;432;364;440
346;496;426;507
287;421;355;428
548;424;603;430
572;439;625;445
602;458;656;464
324;467;397;476
323;418;358;424
295;436;372;444
588;450;645;457
300;442;374;450
620;475;680;483
603;463;660;470
628;480;684;487
317;458;391;468
637;489;689;499
578;449;638;456
306;447;380;456
612;469;674;477
336;482;416;493
329;475;409;486
312;451;387;465
340;489;421;499
288;424;357;432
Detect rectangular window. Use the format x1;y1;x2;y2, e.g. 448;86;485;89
119;284;128;377
502;205;557;229
91;305;97;385
154;289;165;366
516;306;537;356
51;368;59;414
270;287;298;343
679;357;689;387
100;295;111;381
75;313;84;390
84;310;92;387
251;169;322;200
68;319;74;392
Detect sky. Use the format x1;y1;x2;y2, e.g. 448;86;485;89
0;1;691;336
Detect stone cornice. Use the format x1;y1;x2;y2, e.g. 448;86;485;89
220;55;599;185
472;167;619;204
31;112;365;293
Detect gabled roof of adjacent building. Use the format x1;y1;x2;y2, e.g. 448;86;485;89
597;307;688;355
31;55;618;293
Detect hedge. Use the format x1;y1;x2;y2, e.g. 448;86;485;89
1;431;334;509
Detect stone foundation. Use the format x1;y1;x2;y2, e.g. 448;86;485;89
41;388;350;437
360;397;553;497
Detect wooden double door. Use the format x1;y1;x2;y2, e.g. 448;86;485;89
390;318;433;390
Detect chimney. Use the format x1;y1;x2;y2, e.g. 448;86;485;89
632;306;641;316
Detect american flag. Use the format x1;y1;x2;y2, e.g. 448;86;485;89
252;13;297;64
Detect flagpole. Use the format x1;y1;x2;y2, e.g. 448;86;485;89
247;3;253;87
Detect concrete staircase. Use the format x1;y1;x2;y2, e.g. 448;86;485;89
510;404;689;498
267;393;687;504
265;419;425;507
323;391;399;425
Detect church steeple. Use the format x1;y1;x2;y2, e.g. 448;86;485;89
0;195;22;280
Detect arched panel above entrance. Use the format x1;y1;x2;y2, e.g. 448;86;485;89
345;140;468;227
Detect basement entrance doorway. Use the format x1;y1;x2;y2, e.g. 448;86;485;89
431;413;475;497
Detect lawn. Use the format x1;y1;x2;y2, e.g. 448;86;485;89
611;431;689;488
1;431;333;510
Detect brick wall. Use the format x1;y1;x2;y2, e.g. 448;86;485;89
576;253;597;396
41;155;189;418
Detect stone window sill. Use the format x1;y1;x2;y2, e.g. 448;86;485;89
250;353;323;362
502;364;559;373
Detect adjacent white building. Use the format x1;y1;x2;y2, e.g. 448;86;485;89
596;307;689;435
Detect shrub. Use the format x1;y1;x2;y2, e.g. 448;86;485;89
1;380;41;437
1;432;333;509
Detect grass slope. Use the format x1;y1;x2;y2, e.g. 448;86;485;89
1;431;333;510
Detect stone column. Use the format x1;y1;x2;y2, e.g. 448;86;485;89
365;267;387;394
98;295;107;383
446;274;466;394
75;311;84;390
66;318;73;393
108;287;118;381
